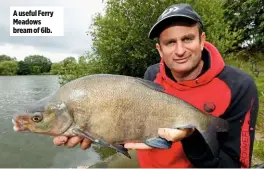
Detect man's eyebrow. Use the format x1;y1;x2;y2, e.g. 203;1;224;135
160;33;197;43
161;38;176;44
182;33;196;38
164;38;176;42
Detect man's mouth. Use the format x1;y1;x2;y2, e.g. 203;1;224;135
173;57;189;64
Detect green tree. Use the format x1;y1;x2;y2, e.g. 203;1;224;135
50;62;63;75
0;55;16;62
58;53;104;85
61;57;77;66
31;65;41;74
89;0;239;77
17;61;30;75
223;0;264;53
57;57;78;84
24;55;52;74
0;61;19;75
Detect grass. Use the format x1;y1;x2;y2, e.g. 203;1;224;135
253;140;264;160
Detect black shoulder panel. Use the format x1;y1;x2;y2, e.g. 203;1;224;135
143;63;160;81
217;65;256;118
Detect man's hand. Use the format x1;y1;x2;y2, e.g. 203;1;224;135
53;136;92;150
124;128;195;149
52;128;194;150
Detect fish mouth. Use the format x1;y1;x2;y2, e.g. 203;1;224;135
12;118;30;132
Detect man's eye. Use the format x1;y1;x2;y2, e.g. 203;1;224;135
183;37;193;42
167;41;175;45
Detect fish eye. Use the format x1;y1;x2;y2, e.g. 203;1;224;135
32;116;42;122
32;112;43;122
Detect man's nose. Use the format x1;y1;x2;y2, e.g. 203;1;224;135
174;43;185;56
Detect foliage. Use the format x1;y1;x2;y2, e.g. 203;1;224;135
0;61;19;75
17;61;30;75
90;0;159;77
24;55;52;74
0;55;16;62
187;0;241;55
93;145;117;160
49;52;103;86
253;140;264;164
31;66;41;75
49;63;62;75
223;0;264;52
0;54;53;76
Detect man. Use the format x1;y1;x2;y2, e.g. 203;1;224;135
53;3;259;168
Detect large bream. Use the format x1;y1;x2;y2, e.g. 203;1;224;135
12;74;229;158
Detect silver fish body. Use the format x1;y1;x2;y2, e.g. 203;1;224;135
13;74;229;158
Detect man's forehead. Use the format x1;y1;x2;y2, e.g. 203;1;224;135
162;23;198;33
159;25;199;40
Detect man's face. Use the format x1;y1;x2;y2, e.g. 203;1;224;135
156;23;205;76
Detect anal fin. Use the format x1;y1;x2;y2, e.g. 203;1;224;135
72;128;97;142
203;115;230;156
72;128;131;159
109;144;131;159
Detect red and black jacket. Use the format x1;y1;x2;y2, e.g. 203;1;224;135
136;41;259;168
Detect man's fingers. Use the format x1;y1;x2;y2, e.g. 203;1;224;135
80;138;92;150
53;136;68;146
124;143;153;149
65;136;83;148
158;128;180;141
54;128;195;150
158;128;190;142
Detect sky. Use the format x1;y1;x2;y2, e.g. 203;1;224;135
0;0;105;63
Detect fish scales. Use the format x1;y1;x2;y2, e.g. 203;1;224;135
54;74;209;143
12;74;229;158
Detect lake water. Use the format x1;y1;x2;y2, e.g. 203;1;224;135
0;75;114;168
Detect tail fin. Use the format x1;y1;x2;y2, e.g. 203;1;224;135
201;116;230;157
209;115;229;132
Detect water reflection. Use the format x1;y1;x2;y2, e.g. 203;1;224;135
93;145;117;160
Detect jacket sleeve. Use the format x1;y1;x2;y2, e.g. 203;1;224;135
181;75;259;168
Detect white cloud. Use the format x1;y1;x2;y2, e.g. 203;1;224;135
0;43;80;63
0;0;105;62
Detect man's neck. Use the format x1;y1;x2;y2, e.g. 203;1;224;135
171;60;204;82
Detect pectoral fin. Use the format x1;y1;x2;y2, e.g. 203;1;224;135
201;115;229;157
72;128;97;142
72;128;131;159
145;124;196;149
145;136;172;149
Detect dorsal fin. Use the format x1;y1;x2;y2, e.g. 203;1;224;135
135;77;165;93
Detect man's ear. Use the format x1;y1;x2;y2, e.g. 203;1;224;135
156;43;163;58
200;32;206;51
